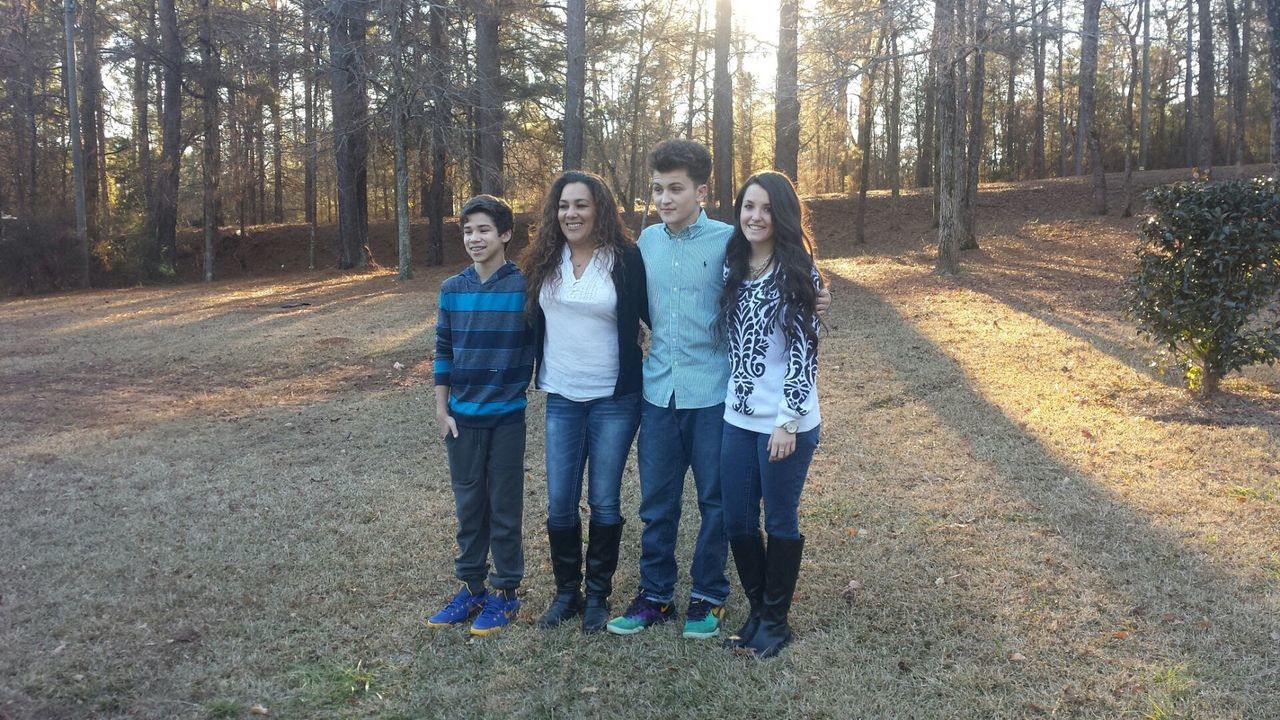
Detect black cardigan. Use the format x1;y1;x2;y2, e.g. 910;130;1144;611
531;243;649;399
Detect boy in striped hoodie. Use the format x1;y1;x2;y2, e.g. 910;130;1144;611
427;195;535;636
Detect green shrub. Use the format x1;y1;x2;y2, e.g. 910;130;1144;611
1125;177;1280;394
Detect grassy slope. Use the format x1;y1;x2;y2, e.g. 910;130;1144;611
1;167;1278;720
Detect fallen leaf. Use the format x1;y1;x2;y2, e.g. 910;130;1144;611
1009;652;1027;662
393;361;404;370
52;642;66;655
846;527;859;537
934;577;945;587
580;687;598;695
841;580;862;605
250;705;270;716
1196;618;1212;630
1081;429;1095;440
1111;630;1129;640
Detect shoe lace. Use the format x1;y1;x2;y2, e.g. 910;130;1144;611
623;594;653;618
444;588;479;615
477;592;512;622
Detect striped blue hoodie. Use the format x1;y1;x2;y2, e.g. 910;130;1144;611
434;261;535;427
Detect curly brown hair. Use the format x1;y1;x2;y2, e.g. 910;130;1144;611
521;171;634;317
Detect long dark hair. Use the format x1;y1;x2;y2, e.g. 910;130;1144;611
521;171;633;317
719;171;824;348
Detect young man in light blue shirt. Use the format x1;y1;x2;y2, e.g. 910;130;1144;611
605;140;737;639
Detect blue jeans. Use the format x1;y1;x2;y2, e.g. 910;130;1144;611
544;392;641;529
720;423;820;540
636;399;731;605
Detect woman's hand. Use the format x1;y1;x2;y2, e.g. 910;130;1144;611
767;426;796;462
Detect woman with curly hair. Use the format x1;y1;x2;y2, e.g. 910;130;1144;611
523;171;648;633
718;170;824;659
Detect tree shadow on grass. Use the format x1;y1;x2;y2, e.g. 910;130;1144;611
820;268;1280;714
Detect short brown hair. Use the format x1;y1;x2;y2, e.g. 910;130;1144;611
647;139;712;186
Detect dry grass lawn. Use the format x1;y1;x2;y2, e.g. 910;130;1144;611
2;167;1279;719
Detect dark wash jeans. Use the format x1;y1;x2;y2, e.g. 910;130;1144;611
444;420;526;590
635;399;731;606
544;392;641;529
719;423;821;540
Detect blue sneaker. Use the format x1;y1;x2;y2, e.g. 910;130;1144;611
426;584;487;628
606;593;674;635
470;589;520;636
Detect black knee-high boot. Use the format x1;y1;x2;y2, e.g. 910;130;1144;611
536;522;583;629
582;520;624;633
724;533;767;649
743;534;804;659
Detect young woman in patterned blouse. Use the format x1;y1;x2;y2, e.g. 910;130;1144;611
717;170;824;659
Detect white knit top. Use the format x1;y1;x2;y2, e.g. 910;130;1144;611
537;246;619;402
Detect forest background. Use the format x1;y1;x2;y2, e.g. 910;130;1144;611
3;0;1279;291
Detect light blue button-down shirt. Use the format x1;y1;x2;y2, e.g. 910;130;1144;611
638;209;733;409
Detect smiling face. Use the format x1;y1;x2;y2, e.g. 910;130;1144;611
461;211;512;268
557;182;596;247
651;169;707;234
739;183;774;254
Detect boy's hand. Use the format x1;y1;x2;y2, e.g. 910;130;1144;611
815;286;832;315
767;427;796;462
437;411;459;440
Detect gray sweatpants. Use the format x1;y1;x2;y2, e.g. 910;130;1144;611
445;420;526;590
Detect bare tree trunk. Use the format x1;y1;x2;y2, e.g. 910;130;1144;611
1003;0;1018;178
1078;0;1106;214
199;0;220;281
1123;11;1139;217
713;0;733;218
1139;0;1150;169
1242;0;1253;164
962;0;986;250
328;0;371;269
1270;0;1280;177
775;0;799;180
270;0;284;222
564;0;586;170
80;0;102;242
1057;0;1067;176
888;28;903;203
1196;0;1214;173
155;0;181;272
133;0;155;233
1225;0;1247;173
917;45;935;188
62;0;91;287
1032;0;1046;178
685;3;702;139
1184;0;1194;166
304;0;318;269
734;30;754;183
935;0;961;275
855;34;880;245
427;1;450;266
388;0;411;279
474;0;504;195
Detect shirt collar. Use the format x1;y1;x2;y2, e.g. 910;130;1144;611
663;209;710;239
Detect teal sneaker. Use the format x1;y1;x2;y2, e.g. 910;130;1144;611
606;593;674;635
470;589;520;636
426;584;487;628
682;598;725;639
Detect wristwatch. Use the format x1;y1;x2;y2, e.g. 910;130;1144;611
781;420;799;434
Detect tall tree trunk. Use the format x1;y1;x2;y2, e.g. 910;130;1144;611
1241;0;1252;164
625;7;649;223
62;0;91;287
888;29;903;203
328;0;371;269
1080;0;1106;214
962;0;986;250
775;0;799;180
563;0;586;169
133;0;155;232
734;31;754;183
1196;0;1214;173
1003;0;1018;178
80;0;102;242
1270;0;1280;177
388;0;411;279
155;0;181;272
427;0;450;266
1057;0;1067;176
474;0;504;195
917;45;936;188
713;0;733;218
684;4;702;138
935;0;961;275
304;0;318;269
1184;0;1194;166
199;0;220;281
1225;0;1247;172
270;0;284;221
855;33;880;245
1032;0;1046;178
1139;0;1150;169
1123;13;1139;217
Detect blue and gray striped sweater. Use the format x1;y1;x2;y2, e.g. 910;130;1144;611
433;262;535;427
